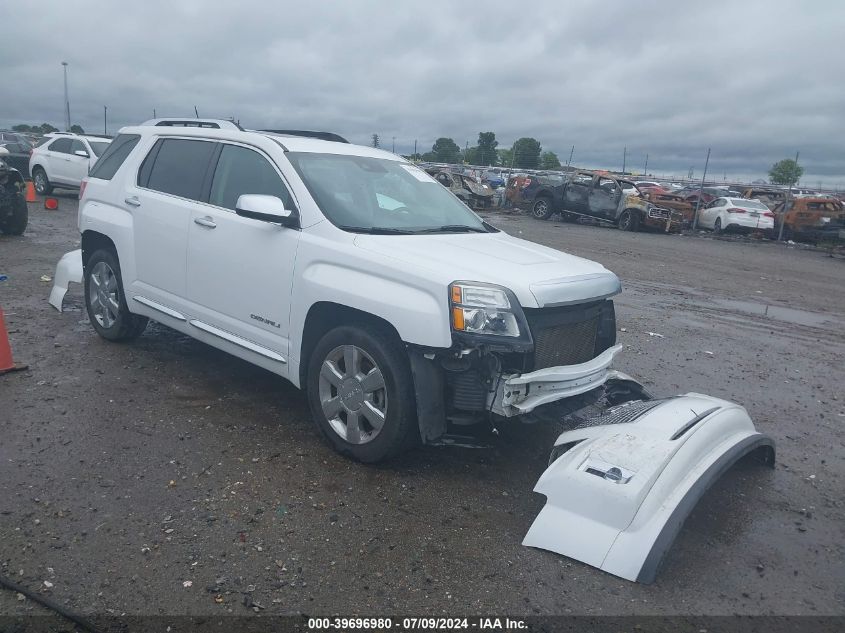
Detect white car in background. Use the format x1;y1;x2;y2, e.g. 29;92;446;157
29;133;111;194
697;197;774;234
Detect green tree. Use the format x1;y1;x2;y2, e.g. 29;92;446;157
463;146;479;164
768;158;803;186
37;123;59;135
430;137;461;164
371;133;380;148
511;137;542;169
70;124;85;134
497;148;513;167
540;151;561;169
12;124;32;132
421;151;438;162
476;132;498;166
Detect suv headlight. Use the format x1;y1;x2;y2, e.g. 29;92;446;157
450;282;520;337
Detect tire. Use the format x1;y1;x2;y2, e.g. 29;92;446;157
618;209;640;232
32;167;52;195
84;249;148;341
713;217;723;234
0;196;28;235
531;197;554;220
306;323;418;463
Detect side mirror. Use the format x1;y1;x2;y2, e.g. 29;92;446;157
74;150;89;158
0;146;9;157
235;194;296;227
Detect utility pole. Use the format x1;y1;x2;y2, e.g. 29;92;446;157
194;105;199;118
692;148;711;230
103;105;107;135
622;146;627;174
413;139;417;160
153;108;156;118
392;136;395;153
777;151;800;242
61;62;70;132
643;153;649;175
567;145;574;167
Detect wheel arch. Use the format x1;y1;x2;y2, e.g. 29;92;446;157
298;302;405;387
81;230;118;268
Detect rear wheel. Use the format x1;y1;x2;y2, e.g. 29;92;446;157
32;167;52;195
531;197;554;220
306;324;418;463
0;196;27;235
84;249;148;341
618;209;640;232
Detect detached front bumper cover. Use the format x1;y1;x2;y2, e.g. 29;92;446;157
49;249;83;312
522;393;775;583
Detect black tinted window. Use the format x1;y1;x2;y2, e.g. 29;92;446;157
89;134;140;180
48;138;72;154
209;144;293;210
145;139;215;201
70;139;86;155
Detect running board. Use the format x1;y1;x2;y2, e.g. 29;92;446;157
523;393;775;583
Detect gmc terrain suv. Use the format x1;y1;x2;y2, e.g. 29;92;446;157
78;119;623;462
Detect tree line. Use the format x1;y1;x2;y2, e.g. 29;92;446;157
11;123;86;135
373;131;562;170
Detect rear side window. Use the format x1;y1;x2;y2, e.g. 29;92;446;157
89;134;140;180
209;144;293;211
48;138;73;154
141;138;216;201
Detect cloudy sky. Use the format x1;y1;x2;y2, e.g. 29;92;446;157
3;1;844;186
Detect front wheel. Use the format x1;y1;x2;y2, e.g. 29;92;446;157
84;249;148;341
618;209;640;232
713;217;723;234
531;197;554;220
306;324;418;463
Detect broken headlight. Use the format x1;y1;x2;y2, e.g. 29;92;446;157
450;282;520;337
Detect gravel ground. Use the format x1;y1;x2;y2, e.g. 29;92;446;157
0;198;843;619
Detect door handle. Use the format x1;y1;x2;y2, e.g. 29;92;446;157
124;196;141;207
194;216;217;229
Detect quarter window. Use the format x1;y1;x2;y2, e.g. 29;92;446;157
89;134;141;180
209;144;293;211
48;138;73;154
143;138;216;201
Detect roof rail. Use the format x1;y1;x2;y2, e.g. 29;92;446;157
260;129;349;143
140;118;243;130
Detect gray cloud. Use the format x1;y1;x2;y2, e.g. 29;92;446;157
3;0;844;186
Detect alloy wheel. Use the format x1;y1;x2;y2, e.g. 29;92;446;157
88;261;120;329
318;344;387;445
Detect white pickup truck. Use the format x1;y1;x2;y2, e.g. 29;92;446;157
51;119;774;583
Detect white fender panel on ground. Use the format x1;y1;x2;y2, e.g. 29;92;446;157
49;250;83;312
522;393;774;583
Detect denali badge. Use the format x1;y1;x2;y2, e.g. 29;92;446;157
250;314;281;329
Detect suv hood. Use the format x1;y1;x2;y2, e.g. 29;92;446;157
354;231;621;308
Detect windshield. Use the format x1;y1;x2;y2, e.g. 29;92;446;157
89;141;110;157
286;153;493;234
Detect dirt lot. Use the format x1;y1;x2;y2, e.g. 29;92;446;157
1;198;843;619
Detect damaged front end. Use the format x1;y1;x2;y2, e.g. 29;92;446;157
523;392;775;583
623;192;687;232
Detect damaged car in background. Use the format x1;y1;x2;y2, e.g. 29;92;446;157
529;170;687;232
770;196;845;241
49;119;774;584
426;167;495;209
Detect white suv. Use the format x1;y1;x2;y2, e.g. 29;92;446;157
78;119;623;462
30;133;111;194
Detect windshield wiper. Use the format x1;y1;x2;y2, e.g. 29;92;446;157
337;226;416;235
415;225;489;234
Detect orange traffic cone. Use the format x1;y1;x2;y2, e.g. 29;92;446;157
0;306;28;375
25;181;36;203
